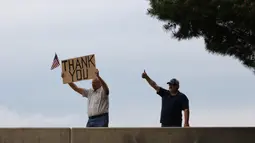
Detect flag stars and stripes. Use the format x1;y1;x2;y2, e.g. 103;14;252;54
51;53;60;70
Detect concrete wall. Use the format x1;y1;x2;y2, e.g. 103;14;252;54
0;128;254;143
0;128;70;143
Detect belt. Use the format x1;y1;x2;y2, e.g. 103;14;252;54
89;113;108;119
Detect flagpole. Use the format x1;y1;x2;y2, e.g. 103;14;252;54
58;53;61;72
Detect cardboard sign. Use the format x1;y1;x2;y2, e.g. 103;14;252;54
61;54;96;84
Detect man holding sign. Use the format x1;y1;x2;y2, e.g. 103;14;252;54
61;69;110;127
141;70;190;127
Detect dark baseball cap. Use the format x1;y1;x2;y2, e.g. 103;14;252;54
167;78;179;85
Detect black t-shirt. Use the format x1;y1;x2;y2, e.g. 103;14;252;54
157;87;189;126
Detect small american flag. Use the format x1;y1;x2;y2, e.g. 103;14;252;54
51;53;60;70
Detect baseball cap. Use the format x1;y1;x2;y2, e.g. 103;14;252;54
167;78;179;85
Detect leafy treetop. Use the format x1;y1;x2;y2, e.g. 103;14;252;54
147;0;255;73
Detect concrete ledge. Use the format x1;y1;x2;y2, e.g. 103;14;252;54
0;128;254;143
71;127;255;143
0;128;70;143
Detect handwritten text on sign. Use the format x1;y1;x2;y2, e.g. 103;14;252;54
61;54;96;84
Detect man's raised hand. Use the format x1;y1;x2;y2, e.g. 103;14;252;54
95;69;99;77
61;72;65;78
142;70;148;79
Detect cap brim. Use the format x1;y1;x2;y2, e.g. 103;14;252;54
167;82;178;85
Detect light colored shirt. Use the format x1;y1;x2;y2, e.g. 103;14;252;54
82;86;109;117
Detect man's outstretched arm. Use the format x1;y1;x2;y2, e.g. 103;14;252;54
68;82;86;96
62;73;88;97
98;76;109;95
142;70;160;92
96;69;109;95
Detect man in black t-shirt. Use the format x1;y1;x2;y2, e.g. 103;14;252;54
142;70;190;127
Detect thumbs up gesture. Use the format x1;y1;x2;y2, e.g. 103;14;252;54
142;70;148;79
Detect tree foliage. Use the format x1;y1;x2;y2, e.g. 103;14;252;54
147;0;255;73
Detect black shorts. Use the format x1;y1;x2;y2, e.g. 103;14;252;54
161;123;181;127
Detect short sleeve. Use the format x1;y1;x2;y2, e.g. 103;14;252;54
156;87;168;97
100;86;108;97
82;88;89;97
182;95;189;110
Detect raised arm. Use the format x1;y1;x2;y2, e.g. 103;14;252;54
142;70;160;92
68;82;87;96
61;73;88;97
95;69;109;95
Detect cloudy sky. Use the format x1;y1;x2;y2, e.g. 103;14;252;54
0;0;254;127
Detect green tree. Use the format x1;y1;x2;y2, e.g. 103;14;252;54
147;0;255;73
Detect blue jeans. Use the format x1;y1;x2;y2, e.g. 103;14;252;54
86;113;109;127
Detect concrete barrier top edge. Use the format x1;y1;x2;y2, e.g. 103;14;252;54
0;127;254;129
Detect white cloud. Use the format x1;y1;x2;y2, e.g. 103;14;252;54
0;105;83;127
0;0;147;26
190;109;255;127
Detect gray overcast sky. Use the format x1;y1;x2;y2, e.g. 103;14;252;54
0;0;254;127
